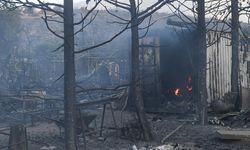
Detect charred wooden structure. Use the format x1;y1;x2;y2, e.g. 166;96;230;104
138;19;250;113
2;9;250;114
139;26;195;113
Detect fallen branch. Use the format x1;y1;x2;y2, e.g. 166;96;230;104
161;122;186;143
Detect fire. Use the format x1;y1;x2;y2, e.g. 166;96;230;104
187;86;193;92
188;75;192;82
187;75;192;92
174;88;181;96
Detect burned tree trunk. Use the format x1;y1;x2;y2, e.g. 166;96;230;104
231;0;240;108
129;0;153;141
64;0;77;149
196;0;207;125
8;125;28;150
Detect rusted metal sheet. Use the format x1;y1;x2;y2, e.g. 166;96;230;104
206;31;232;104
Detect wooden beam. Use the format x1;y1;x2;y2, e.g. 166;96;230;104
217;130;250;140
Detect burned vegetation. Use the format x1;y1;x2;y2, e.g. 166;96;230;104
1;0;250;150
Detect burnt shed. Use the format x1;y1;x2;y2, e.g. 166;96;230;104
139;19;250;113
139;25;195;113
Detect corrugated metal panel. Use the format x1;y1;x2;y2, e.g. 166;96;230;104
206;31;232;104
239;48;250;88
239;42;250;110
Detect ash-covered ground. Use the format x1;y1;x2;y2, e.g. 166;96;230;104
1;109;250;150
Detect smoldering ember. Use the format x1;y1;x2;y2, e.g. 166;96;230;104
1;0;250;150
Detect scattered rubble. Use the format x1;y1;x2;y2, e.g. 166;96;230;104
1;111;250;149
133;143;203;150
209;111;250;128
40;146;56;150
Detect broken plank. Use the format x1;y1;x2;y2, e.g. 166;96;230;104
0;127;10;132
77;96;119;108
161;122;186;143
216;130;250;140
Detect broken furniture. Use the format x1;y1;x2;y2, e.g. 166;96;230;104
77;93;124;137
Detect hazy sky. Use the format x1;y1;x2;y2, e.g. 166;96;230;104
30;0;248;22
31;0;166;11
38;0;153;5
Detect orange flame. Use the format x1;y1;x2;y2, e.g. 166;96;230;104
174;88;181;96
187;75;192;92
187;86;193;92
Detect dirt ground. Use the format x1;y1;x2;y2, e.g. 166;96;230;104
1;109;250;150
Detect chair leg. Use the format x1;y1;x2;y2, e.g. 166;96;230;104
100;104;106;137
78;108;87;150
109;103;117;129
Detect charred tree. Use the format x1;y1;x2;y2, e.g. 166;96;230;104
129;0;153;141
102;0;172;141
64;0;77;149
102;0;170;141
196;0;207;125
8;125;28;150
231;0;240;109
2;0;103;149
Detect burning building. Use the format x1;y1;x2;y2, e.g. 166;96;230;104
138;25;195;113
138;17;250;113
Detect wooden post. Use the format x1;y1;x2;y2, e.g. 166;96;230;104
231;0;240;109
196;0;208;125
8;125;28;150
63;0;77;149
